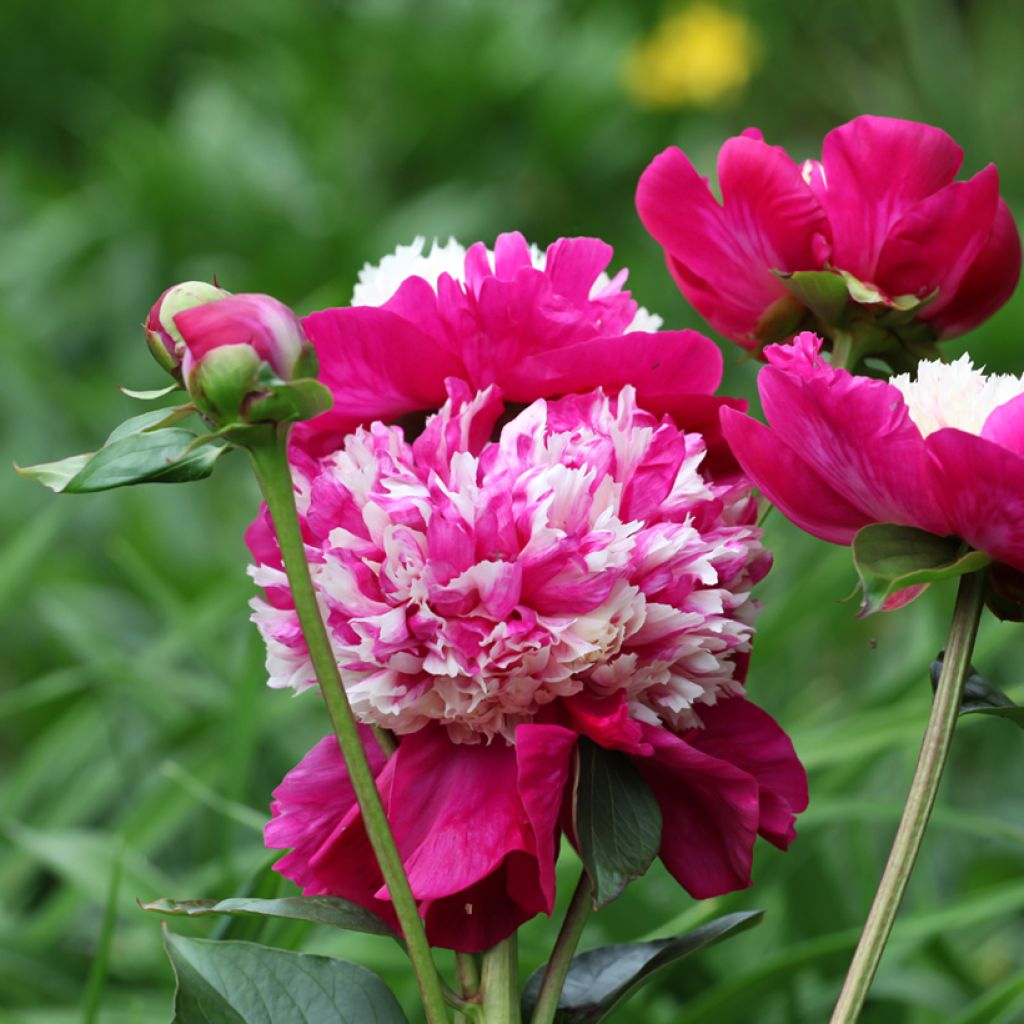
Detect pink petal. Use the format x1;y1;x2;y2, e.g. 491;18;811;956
685;698;808;849
515;723;579;908
820;115;963;279
635;723;760;899
544;237;615;303
300;305;462;435
563;691;652;756
755;339;951;536
924;199;1023;339
875;165;1000;305
637;142;826;342
981;393;1024;460
508;328;722;407
927;428;1024;572
719;407;870;544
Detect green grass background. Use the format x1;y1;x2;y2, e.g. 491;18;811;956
2;1;1023;1021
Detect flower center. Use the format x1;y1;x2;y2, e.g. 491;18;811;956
889;355;1024;438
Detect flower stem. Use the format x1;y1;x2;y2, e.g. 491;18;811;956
247;432;449;1024
479;935;521;1024
829;569;986;1023
830;328;857;371
529;873;593;1024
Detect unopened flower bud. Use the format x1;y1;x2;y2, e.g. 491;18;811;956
145;281;231;376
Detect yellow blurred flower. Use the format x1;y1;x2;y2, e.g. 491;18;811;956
624;3;758;108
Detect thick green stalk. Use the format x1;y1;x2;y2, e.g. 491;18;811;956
830;328;857;371
829;570;986;1023
529;874;593;1024
247;435;449;1024
479;935;521;1024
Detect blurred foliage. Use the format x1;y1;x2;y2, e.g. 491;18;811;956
2;0;1023;1021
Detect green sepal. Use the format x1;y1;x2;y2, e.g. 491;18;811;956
188;343;263;423
852;524;991;616
521;911;764;1023
574;738;662;907
754;291;807;344
775;269;850;328
246;377;333;424
141;894;398;937
16;407;228;494
163;929;408;1023
930;655;1024;731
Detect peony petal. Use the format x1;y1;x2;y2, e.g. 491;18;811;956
927;428;1024;572
634;723;760;899
875;165;1000;306
719;407;870;544
820;115;963;280
981;393;1024;461
924;199;1023;339
544;237;615;303
515;723;579;908
755;337;951;536
300;305;462;438
685;698;808;849
508;328;722;407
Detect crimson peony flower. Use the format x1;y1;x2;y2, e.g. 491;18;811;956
720;332;1024;574
253;382;806;951
636;115;1021;351
293;232;730;456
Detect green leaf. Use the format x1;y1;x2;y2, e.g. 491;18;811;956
521;911;763;1024
776;269;850;327
17;408;229;494
163;930;408;1024
245;378;334;424
574;738;662;907
930;656;1024;731
851;524;991;616
141;895;397;937
119;383;182;400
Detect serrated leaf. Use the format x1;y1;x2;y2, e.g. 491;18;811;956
163;930;408;1024
521;911;763;1024
852;524;990;616
574;738;662;907
776;269;850;327
930;656;1024;732
141;895;397;937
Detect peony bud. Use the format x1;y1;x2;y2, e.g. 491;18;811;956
147;284;326;426
145;281;231;376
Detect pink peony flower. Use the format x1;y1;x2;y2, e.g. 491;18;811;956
254;382;806;951
636;115;1021;351
292;232;731;456
720;332;1024;574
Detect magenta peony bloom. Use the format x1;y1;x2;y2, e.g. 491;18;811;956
253;382;806;951
720;332;1024;574
636;116;1021;350
292;232;728;454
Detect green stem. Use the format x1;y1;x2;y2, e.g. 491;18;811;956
454;953;483;1024
247;434;449;1024
529;874;593;1024
479;935;521;1024
829;570;986;1023
830;328;857;371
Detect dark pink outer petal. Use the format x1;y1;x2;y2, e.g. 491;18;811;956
927;428;1024;572
685;698;808;849
924;199;1023;339
508;328;722;406
982;394;1024;460
756;335;952;536
719;407;871;544
635;722;760;899
636;139;827;343
875;165;1000;305
296;306;464;451
819;115;963;280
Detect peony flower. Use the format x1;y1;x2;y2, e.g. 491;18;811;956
145;284;321;424
636;115;1021;352
292;232;729;455
720;332;1024;574
254;382;806;951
